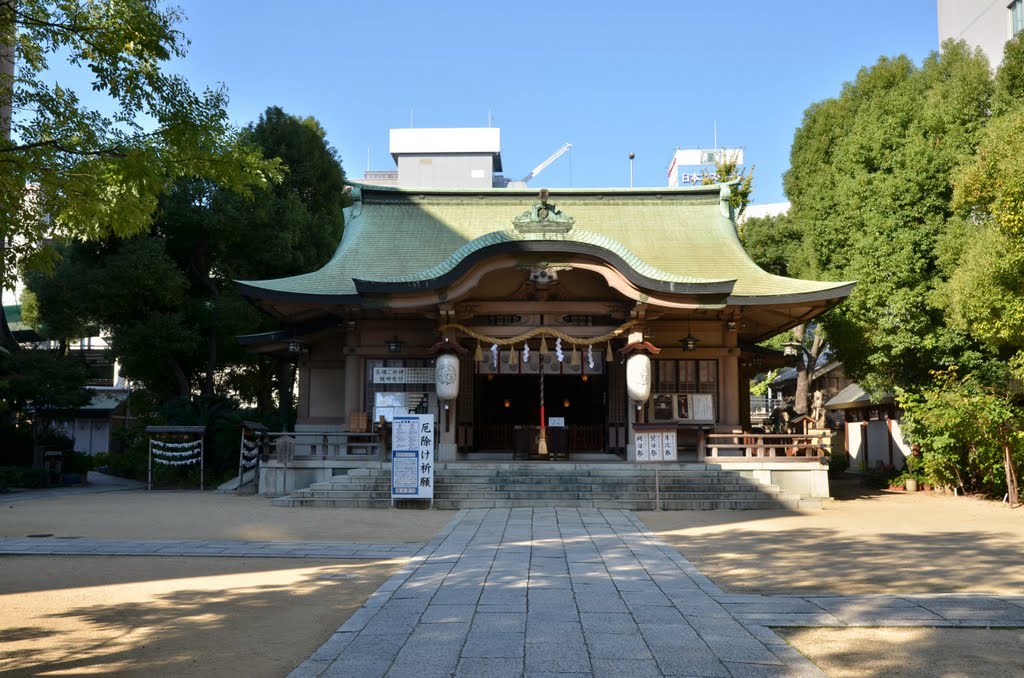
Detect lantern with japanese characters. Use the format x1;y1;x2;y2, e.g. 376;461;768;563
626;353;651;405
435;353;460;402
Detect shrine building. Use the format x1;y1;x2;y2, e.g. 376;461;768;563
237;182;853;499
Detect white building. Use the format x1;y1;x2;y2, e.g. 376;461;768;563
938;0;1024;67
667;147;744;187
362;127;504;188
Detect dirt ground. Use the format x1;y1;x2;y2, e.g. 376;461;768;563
0;491;451;677
0;555;405;677
639;477;1024;595
778;627;1024;678
2;483;1023;677
0;490;456;543
640;478;1024;678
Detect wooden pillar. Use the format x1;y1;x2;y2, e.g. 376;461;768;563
344;353;361;422
720;348;741;428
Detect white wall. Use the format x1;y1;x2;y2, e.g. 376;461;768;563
938;0;1012;68
846;419;910;470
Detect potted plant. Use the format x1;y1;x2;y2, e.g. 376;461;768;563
904;455;924;492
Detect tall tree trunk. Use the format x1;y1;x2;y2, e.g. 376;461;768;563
256;355;273;413
793;323;826;417
0;1;17;350
277;358;295;431
202;331;216;396
1006;444;1020;508
793;324;809;415
170;358;190;399
198;247;218;397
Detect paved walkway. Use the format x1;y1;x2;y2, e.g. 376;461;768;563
4;504;1023;677
289;508;1024;678
1;471;145;503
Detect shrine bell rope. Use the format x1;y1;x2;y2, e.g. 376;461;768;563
439;320;638;349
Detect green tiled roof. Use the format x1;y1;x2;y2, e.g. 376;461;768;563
237;184;853;305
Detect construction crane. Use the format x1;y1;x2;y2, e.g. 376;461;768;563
519;142;572;184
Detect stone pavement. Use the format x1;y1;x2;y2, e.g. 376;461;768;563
290;508;1024;678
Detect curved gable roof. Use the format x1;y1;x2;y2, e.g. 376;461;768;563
237;184;852;307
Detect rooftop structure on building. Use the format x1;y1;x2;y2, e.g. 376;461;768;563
667;147;745;188
360;127;506;188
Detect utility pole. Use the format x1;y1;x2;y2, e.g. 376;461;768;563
629;153;635;188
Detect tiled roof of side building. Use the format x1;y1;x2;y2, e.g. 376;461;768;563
236;184;854;304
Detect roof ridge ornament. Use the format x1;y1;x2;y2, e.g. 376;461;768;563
513;188;575;233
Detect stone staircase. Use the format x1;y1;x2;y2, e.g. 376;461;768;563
271;462;807;510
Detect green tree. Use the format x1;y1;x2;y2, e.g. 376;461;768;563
155;106;348;409
0;348;89;447
899;369;1021;503
703;153;753;220
24;107;348;412
738;213;805;278
739;212;827;416
784;41;994;393
947;106;1024;380
0;0;280;347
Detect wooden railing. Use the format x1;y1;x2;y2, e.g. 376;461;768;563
706;433;827;459
246;430;385;461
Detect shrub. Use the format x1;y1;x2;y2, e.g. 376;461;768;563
63;450;96;475
0;466;48;489
828;449;850;478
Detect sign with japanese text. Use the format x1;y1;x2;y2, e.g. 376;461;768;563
391;414;435;500
373;367;434;385
634;429;678;463
690;394;714;421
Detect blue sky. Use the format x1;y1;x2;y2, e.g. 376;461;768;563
168;2;936;204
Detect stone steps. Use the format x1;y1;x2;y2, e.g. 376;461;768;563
272;461;804;510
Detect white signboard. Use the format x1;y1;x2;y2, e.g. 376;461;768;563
634;429;678;463
547;417;565;428
374;367;434;385
391;414;434;500
691;394;715;421
375;392;432;423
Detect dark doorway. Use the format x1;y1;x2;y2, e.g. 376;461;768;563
474;373;606;452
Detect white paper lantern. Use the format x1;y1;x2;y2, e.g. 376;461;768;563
626;353;651;403
435;353;460;401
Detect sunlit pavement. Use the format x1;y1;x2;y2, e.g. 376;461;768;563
290;508;1024;678
3;499;1022;677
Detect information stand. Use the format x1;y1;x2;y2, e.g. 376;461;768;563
391;414;435;507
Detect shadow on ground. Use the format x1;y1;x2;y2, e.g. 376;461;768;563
778;627;1024;678
661;527;1024;594
0;555;404;677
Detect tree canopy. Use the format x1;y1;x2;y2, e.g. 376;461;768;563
24;106;348;407
781;37;1024;498
0;0;279;289
784;40;994;394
